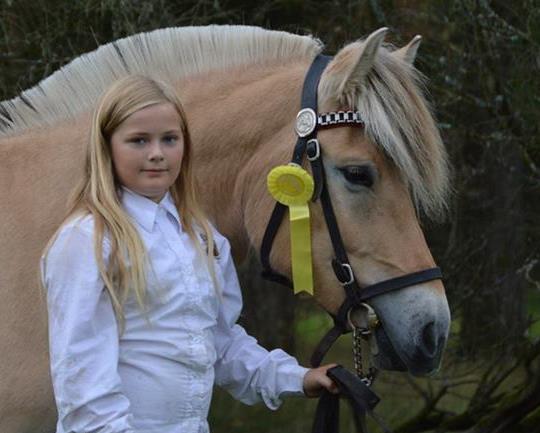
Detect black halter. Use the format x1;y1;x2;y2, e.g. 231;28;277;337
259;54;443;433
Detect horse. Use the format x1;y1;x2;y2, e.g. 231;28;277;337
0;25;451;432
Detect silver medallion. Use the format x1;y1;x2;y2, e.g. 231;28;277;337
295;108;317;137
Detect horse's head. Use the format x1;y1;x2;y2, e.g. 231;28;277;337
253;29;450;377
309;29;450;376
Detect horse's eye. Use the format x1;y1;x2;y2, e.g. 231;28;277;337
339;166;374;188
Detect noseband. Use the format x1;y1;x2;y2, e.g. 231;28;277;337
259;54;443;432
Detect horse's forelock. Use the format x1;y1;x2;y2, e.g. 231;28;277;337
356;47;450;221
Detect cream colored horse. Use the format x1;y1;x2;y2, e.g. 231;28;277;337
0;26;451;431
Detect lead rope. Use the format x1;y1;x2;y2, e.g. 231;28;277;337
312;304;393;433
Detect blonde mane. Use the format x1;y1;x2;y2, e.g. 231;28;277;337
0;25;322;137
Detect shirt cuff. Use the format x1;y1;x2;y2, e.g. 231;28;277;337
262;364;309;410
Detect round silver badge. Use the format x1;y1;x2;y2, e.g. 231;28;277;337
295;108;317;137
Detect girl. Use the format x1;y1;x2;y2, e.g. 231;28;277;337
41;75;337;433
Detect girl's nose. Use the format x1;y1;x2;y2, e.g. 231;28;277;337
148;141;164;162
149;153;164;162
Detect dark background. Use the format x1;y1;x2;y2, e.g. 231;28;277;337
1;1;539;432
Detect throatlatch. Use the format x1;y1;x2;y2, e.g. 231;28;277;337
259;54;443;433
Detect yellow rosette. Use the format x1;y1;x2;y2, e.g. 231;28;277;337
267;164;314;295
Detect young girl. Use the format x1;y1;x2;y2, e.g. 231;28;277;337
41;75;337;433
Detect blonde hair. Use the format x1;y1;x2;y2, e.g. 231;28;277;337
43;75;218;332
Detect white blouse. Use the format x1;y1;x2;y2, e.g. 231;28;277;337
42;188;308;433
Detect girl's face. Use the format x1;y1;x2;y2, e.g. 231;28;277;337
110;102;184;203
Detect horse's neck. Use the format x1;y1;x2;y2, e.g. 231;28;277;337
181;61;309;261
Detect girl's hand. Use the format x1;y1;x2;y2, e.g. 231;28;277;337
302;364;339;398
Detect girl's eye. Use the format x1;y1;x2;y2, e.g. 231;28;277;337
339;165;375;188
129;137;146;145
163;135;179;144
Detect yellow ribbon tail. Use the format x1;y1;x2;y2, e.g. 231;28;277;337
289;204;313;295
267;164;315;296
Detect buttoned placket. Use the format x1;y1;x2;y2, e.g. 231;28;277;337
152;206;195;408
155;206;197;288
154;204;213;408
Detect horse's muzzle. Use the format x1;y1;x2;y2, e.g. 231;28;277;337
374;322;446;376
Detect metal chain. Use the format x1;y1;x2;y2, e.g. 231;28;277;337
350;303;380;387
352;326;364;378
352;326;376;386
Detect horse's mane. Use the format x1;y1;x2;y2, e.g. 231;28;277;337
0;25;322;137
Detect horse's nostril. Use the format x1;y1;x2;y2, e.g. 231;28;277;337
421;321;437;356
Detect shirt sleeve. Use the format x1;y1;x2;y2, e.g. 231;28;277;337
212;232;308;410
42;219;135;433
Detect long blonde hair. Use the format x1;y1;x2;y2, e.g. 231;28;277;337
44;75;218;332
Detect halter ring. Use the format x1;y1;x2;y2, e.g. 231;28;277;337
347;303;380;333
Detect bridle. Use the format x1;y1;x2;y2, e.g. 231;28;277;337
259;54;443;432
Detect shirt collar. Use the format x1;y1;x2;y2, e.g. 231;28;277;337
161;192;183;230
120;187;182;232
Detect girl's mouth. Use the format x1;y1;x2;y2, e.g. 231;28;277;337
142;169;168;176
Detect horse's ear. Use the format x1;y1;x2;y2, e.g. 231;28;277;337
320;27;388;103
394;35;422;65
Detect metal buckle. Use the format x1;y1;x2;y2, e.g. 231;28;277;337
306;138;320;161
339;263;355;286
295;108;317;137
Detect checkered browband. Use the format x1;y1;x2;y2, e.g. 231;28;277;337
318;111;364;128
294;108;364;138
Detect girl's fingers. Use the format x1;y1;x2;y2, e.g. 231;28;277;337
324;377;339;394
317;369;339;394
321;364;339;393
303;364;340;397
